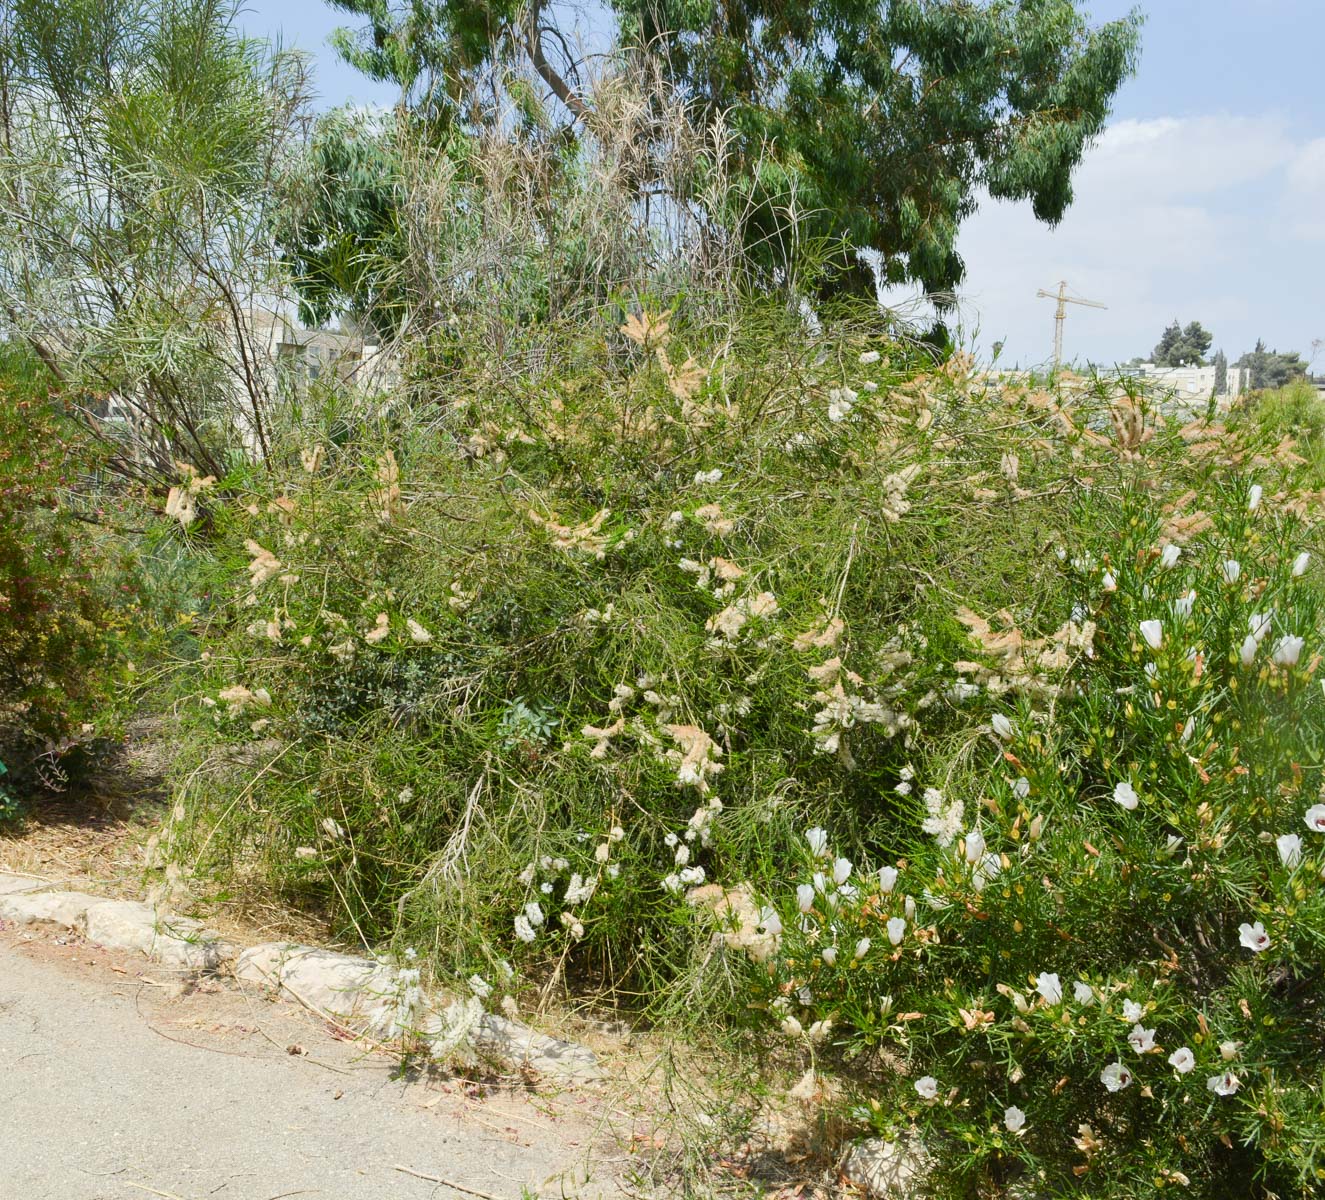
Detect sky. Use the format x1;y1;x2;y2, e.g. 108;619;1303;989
240;1;1325;368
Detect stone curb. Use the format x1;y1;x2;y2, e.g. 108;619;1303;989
0;874;603;1082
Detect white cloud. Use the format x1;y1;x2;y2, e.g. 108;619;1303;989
885;114;1325;367
1284;138;1325;240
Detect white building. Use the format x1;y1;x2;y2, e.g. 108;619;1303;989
1121;361;1247;409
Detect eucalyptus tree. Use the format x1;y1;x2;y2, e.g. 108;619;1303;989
324;0;1142;299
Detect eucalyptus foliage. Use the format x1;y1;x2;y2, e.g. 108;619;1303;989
326;0;1141;297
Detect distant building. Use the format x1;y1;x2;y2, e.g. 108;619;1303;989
1120;362;1246;408
249;309;398;395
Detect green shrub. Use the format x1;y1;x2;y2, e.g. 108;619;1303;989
0;348;126;785
758;478;1325;1198
162;304;1325;1193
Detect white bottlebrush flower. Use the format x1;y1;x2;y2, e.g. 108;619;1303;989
921;788;965;848
1240;634;1259;667
514;914;537;943
878;865;899;893
1168;1047;1196;1074
1160;543;1182;569
914;1076;939;1101
1207;1071;1241;1096
1293;551;1311;577
827;389;855;422
406;618;432;644
1272;635;1304;667
661;873;683;894
1128;1024;1157;1054
468;974;492;999
1277;833;1303;869
1122;999;1145;1023
1304;804;1325;832
859;349;881;365
887;916;907;946
1073;981;1095;1005
1238;921;1271;952
524;901;545;927
674;843;691;866
780;1015;804;1038
364;613;391;644
821;946;838;966
1003;1106;1026;1133
1248;484;1263;512
832;857;853;886
693;468;723;485
1100;1062;1133;1092
854;937;872;960
1139;620;1163;650
1113;780;1139;811
1221;559;1241;584
806;827;830;857
1035;972;1063;1005
991;713;1014;740
806;1019;833;1045
797;883;816;913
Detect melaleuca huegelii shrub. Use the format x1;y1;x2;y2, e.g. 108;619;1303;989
751;479;1325;1198
164;298;1323;1108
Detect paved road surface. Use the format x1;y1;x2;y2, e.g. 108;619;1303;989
0;932;621;1200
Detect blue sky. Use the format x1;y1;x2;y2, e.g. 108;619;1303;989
240;1;1325;367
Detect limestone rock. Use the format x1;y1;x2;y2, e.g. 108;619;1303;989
475;1013;604;1082
842;1137;929;1199
0;873;49;896
234;943;398;1031
0;890;104;929
82;899;234;970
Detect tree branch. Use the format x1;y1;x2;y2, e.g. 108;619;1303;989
524;0;590;123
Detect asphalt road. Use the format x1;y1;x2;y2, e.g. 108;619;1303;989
0;933;619;1200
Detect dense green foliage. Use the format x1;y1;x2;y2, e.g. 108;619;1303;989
272;108;411;339
325;0;1141;298
0;348;124;800
1151;318;1213;366
1239;339;1309;392
156;286;1325;1192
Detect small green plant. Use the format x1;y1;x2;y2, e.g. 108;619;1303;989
0;758;19;825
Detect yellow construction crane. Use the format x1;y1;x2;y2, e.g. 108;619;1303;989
1036;280;1106;369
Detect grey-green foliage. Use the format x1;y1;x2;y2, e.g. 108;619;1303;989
0;0;310;479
